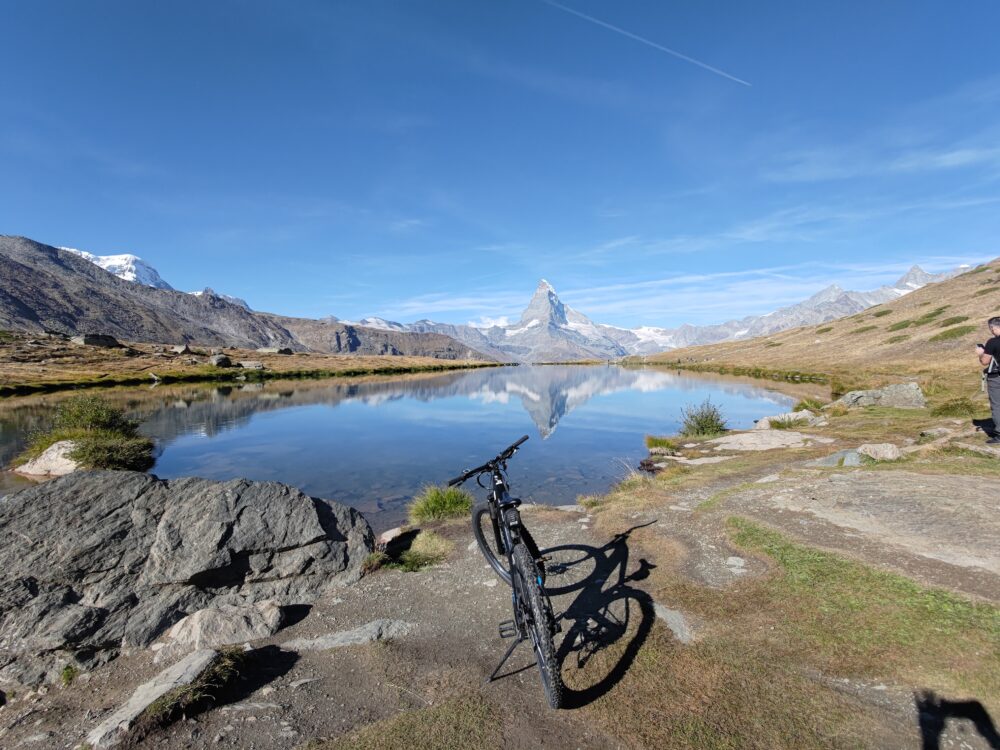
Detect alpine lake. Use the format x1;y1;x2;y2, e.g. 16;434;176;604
0;365;826;532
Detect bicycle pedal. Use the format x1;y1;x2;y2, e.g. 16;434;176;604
498;620;517;639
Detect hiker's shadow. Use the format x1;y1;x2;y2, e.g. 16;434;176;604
916;690;1000;749
541;523;658;709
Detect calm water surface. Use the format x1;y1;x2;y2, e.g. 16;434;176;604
0;366;796;531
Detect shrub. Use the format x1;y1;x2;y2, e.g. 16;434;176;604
60;665;79;687
871;309;892;317
54;395;138;434
69;434;155;471
815;326;833;334
937;316;970;328
930;398;982;417
408;485;473;524
849;325;877;335
885;334;910;344
929;325;977;342
679;399;727;437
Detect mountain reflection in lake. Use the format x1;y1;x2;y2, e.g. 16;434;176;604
0;366;799;531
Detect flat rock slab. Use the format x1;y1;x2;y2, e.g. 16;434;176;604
707;431;834;452
282;619;412;651
807;449;863;467
87;648;219;748
763;471;1000;577
660;455;735;465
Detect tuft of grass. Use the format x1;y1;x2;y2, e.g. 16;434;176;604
930;397;982;417
387;531;452;572
849;325;877;335
407;486;473;524
68;433;155;470
53;394;138;433
884;334;910;344
768;416;801;430
887;319;913;331
60;664;79;687
792;398;824;412
815;326;833;334
871;309;892;317
316;694;499;750
645;435;680;451
975;287;996;296
679;399;727;437
140;647;245;729
929;325;977;342
937;315;970;328
764;341;782;348
362;543;390;576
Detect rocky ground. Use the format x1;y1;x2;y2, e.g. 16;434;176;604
1;388;998;749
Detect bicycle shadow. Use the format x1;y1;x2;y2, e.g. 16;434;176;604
915;690;1000;749
541;522;658;709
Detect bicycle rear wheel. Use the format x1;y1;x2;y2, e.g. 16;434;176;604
512;543;564;709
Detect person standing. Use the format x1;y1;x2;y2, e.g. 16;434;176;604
975;316;1000;444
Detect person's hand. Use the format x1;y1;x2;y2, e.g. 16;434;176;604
977;344;985;354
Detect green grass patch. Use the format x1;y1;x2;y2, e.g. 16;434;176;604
768;416;801;430
408;486;473;524
16;395;154;470
849;325;877;335
929;325;977;342
317;695;498;750
727;518;999;694
884;334;910;344
887;319;913;331
815;326;833;334
966;265;990;274
975;287;996;296
679;398;727;437
60;664;79;687
764;341;782;348
930;397;982;417
871;309;892;317
937;315;970;328
645;435;680;451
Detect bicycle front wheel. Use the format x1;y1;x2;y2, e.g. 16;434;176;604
512;543;564;709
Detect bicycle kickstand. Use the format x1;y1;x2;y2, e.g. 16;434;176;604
485;635;526;684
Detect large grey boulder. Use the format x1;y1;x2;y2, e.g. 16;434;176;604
208;353;232;367
0;472;372;687
829;382;926;410
70;334;121;348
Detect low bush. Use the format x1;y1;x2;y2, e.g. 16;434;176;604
60;664;79;687
930;398;981;417
69;434;155;470
975;287;995;296
54;395;138;433
390;530;452;571
679;399;727;437
408;485;473;524
764;341;782;348
929;325;977;343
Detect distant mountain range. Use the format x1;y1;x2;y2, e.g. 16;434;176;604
0;237;485;360
341;268;962;361
10;235;964;362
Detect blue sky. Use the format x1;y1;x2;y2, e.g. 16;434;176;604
2;1;999;328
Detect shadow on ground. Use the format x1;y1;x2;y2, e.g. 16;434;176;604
539;523;658;709
916;690;1000;749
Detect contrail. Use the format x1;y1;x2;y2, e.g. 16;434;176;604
539;0;751;87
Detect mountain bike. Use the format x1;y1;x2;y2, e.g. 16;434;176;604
448;435;564;709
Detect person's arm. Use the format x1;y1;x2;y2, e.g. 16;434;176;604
980;342;995;367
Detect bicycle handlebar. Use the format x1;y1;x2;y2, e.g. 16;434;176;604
447;435;529;486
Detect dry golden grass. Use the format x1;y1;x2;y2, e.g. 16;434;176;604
643;259;1000;401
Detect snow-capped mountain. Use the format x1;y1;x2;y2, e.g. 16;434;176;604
189;288;252;310
60;247;174;290
351;266;961;362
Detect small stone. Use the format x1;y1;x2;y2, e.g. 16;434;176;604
726;556;745;568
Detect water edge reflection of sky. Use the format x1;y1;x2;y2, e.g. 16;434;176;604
1;366;796;531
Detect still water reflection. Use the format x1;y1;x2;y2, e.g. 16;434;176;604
0;366;797;531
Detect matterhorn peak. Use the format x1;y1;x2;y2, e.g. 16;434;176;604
521;279;567;325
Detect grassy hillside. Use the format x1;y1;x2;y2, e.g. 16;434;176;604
645;259;1000;399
